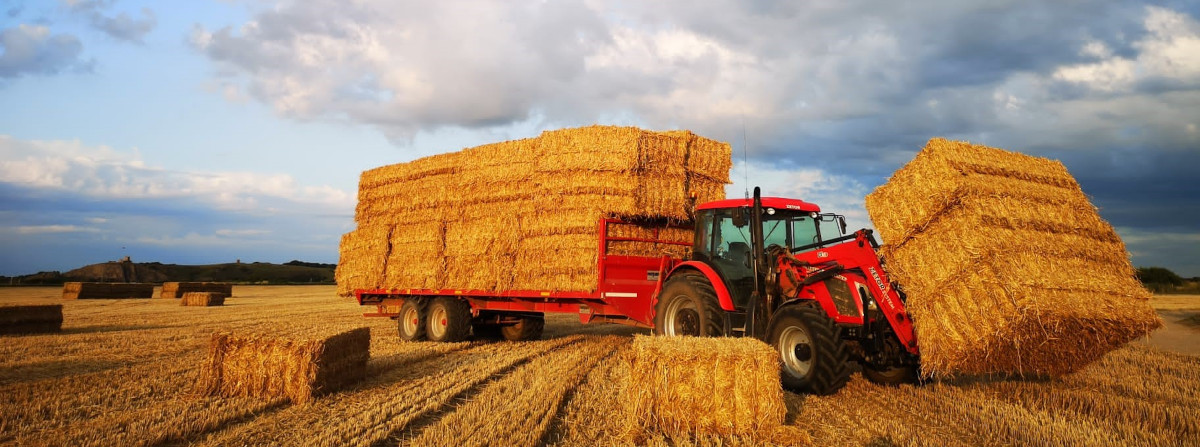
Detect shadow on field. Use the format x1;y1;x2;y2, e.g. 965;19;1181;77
0;358;126;385
63;324;178;334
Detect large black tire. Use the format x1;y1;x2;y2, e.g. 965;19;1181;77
863;364;919;386
653;271;724;337
500;314;544;341
397;299;427;342
767;305;852;395
426;297;472;343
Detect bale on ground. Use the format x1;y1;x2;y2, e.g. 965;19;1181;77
63;282;155;299
198;326;370;404
181;292;226;307
865;138;1161;377
160;282;233;299
623;335;785;440
0;305;63;334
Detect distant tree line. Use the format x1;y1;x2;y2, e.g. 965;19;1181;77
1136;267;1200;294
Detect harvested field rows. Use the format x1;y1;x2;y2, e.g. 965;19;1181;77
1;286;1197;446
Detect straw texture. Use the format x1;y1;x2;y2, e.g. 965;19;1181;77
198;326;370;404
181;292;226;306
623;335;785;440
866;138;1161;377
337;126;730;295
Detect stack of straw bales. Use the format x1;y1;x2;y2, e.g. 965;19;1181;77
1;305;63;334
337;126;730;295
198;325;370;403
181;292;226;307
62;282;154;299
623;335;785;440
161;282;233;299
866;138;1162;377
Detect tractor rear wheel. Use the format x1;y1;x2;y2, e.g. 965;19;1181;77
863;364;919;386
654;272;724;337
500;314;545;341
767;305;852;395
426;297;472;343
398;299;427;342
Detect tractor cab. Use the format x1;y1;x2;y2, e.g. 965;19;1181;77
692;197;848;310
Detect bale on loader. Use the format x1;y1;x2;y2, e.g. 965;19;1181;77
336;125;731;296
197;325;370;404
866;138;1161;377
1;304;63;334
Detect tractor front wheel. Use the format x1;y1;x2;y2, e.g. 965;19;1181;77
767;305;852;395
398;299;427;342
654;272;724;337
426;297;472;343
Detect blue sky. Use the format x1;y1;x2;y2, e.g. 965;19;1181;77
1;0;1198;276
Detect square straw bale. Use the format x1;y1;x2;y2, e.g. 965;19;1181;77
198;326;370;404
1;304;63;334
181;292;226;307
358;152;461;190
335;225;392;296
382;221;445;290
866;138;1160;377
62;282;154;299
668;130;733;183
535;126;645;172
160;282;233;299
623;336;785;440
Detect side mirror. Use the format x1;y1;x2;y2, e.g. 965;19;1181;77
838;216;847;235
732;207;747;228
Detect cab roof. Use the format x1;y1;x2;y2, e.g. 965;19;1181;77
696;197;821;213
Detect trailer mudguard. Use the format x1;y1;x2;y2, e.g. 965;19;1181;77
663;261;736;311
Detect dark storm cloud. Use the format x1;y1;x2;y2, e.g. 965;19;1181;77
192;1;1200;273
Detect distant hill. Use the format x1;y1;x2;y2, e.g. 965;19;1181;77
2;259;335;285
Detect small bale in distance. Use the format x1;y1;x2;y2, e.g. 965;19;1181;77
623;335;785;441
198;326;370;404
0;305;64;335
62;282;155;299
181;292;226;307
160;282;234;299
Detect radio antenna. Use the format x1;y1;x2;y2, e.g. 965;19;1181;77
742;114;749;200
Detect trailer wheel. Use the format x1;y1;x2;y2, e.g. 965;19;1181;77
426;297;472;343
500;314;544;341
654;272;724;337
398;299;427;342
768;305;852;395
863;364;919;386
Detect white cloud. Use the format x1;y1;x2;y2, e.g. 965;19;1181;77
727;161;873;230
0;135;352;213
1053;6;1200;92
13;224;99;234
215;228;271;237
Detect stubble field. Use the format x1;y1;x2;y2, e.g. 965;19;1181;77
1;286;1197;446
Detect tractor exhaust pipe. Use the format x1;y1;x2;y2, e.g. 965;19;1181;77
746;187;770;339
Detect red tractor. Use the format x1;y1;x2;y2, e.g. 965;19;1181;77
357;187;920;395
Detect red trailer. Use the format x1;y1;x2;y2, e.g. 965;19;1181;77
356;188;921;395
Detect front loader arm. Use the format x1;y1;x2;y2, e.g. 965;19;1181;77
782;230;919;355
